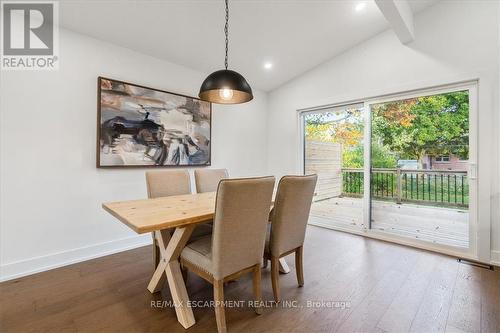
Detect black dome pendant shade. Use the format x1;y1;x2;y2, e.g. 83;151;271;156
199;69;253;104
199;0;253;104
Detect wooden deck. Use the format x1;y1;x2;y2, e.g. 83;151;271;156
309;197;469;248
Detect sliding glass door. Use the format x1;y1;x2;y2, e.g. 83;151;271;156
303;103;366;231
302;82;477;255
368;89;474;249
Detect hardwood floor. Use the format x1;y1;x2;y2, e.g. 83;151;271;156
1;226;498;333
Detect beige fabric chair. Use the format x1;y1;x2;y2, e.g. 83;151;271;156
146;170;191;198
180;176;275;333
145;170;212;269
264;174;318;301
194;168;229;193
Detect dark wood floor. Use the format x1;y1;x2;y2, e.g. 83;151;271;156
1;226;499;333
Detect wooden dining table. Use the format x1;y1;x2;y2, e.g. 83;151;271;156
102;191;290;329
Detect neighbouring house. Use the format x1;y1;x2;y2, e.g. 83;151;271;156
398;154;468;171
424;154;468;171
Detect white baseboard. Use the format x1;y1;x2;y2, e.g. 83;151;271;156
1;233;497;282
491;250;500;266
0;234;152;282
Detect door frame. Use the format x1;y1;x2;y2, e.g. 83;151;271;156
298;80;483;262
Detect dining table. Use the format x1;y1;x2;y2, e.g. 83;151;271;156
102;191;290;329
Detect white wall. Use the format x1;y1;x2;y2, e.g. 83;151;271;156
2;1;499;281
0;29;269;280
266;1;499;264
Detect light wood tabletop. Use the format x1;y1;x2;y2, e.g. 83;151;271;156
102;192;216;234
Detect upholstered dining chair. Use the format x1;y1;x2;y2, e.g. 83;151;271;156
264;174;318;302
180;176;275;333
194;168;229;193
145;170;212;269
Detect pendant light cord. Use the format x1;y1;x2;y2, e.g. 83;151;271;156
224;0;229;70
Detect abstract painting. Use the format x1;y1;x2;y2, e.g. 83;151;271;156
97;77;211;167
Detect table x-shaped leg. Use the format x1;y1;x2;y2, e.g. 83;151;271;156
147;225;195;329
279;258;291;274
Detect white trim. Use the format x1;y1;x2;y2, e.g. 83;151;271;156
363;81;479;260
491;250;500;266
296;76;481;113
362;80;477;103
362;104;371;230
299;102;365;115
297;113;305;175
0;234;152;282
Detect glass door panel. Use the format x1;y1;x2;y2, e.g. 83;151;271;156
303;103;365;230
369;90;470;248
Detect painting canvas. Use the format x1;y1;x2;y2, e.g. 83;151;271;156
97;77;211;167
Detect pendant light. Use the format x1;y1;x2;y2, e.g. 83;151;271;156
199;0;253;104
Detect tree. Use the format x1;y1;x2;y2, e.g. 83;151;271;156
305;109;366;168
305;108;363;147
305;92;468;170
371;91;469;166
342;142;397;168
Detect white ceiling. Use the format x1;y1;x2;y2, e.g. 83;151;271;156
59;0;438;92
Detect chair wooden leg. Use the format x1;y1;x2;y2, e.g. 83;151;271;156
152;233;160;270
181;265;188;284
270;256;280;302
295;246;304;287
213;279;227;333
253;264;263;314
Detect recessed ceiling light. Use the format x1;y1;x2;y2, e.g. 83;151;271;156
355;2;366;12
263;62;273;70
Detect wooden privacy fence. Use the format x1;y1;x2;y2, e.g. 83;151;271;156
305;141;342;201
342;168;469;208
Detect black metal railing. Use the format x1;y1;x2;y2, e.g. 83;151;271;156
342;168;469;207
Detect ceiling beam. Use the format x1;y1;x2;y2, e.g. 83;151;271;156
374;0;415;44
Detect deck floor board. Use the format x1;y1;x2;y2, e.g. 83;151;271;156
310;197;469;248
